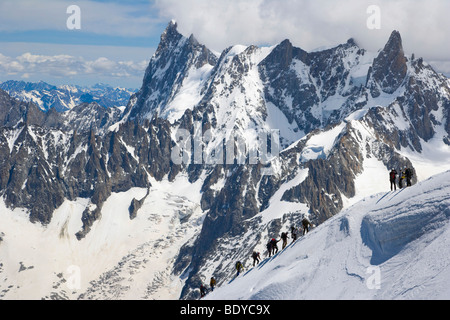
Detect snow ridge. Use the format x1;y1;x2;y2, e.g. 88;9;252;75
206;171;450;300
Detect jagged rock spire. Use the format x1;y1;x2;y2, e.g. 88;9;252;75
157;20;183;53
126;20;219;123
367;30;408;97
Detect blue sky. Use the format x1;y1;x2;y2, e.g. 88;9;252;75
0;0;166;88
1;0;449;89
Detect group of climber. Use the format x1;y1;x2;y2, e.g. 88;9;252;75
199;217;314;298
250;217;314;268
198;166;418;298
389;166;414;191
251;217;314;274
200;276;217;298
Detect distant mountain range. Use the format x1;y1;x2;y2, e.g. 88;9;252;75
0;80;136;112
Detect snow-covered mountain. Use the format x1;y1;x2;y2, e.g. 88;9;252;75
0;21;449;300
0;80;136;112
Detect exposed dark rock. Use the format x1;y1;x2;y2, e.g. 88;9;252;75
126;21;218;123
368;30;407;97
129;188;150;220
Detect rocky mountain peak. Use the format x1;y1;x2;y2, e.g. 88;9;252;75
368;30;408;97
385;30;403;51
261;39;308;71
346;37;358;47
159;20;182;48
126;22;218;123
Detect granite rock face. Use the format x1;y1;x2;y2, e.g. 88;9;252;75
367;31;408;97
126;21;218;123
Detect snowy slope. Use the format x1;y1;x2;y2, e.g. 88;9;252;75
205;170;450;300
0;174;205;300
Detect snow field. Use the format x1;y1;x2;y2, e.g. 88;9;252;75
0;174;205;300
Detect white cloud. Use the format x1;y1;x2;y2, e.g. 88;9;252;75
0;42;154;88
2;0;449;62
153;0;450;63
429;61;450;77
0;51;149;84
1;0;448;87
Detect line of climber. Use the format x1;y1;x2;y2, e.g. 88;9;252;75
199;217;314;299
265;217;313;259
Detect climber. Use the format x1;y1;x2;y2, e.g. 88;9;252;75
270;238;279;256
266;240;273;257
399;167;406;189
290;225;298;243
405;167;414;187
252;251;261;266
200;284;207;298
302;217;312;235
235;261;244;276
210;277;216;291
390;168;398;191
281;232;289;249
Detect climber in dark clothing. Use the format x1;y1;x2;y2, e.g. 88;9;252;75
252;251;261;266
200;284;207;298
390;169;397;191
281;232;289;250
291;226;298;243
266;241;273;257
405;167;414;187
270;238;279;256
302;218;312;235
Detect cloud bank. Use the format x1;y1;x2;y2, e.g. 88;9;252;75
153;0;450;63
0;52;148;87
3;0;448;61
1;0;449;86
